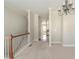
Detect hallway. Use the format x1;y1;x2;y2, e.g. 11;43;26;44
4;0;75;59
15;41;75;59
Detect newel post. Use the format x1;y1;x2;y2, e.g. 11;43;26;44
9;34;13;59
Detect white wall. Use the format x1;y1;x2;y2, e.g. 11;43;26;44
63;14;75;47
49;10;62;44
49;9;75;47
30;12;34;42
34;14;39;41
4;8;28;57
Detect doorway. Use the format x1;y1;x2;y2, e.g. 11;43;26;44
40;18;49;42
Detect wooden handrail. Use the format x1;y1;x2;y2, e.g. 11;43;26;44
13;32;30;38
9;32;30;59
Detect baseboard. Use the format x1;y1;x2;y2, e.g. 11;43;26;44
14;42;32;57
63;44;75;47
51;41;62;44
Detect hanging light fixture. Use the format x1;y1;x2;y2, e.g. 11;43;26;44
58;0;75;15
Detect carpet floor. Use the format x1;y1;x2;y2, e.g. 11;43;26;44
15;41;75;59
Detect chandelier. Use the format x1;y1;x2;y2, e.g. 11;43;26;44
58;0;75;15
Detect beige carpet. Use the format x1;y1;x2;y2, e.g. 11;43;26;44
15;41;75;59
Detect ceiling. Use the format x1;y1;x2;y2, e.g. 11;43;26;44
5;0;64;16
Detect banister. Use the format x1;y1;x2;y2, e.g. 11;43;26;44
13;32;30;38
9;34;13;59
9;32;30;59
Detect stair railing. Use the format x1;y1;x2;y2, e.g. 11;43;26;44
9;32;30;59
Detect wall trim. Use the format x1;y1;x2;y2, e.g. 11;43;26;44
51;41;62;44
62;44;75;47
14;42;32;57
